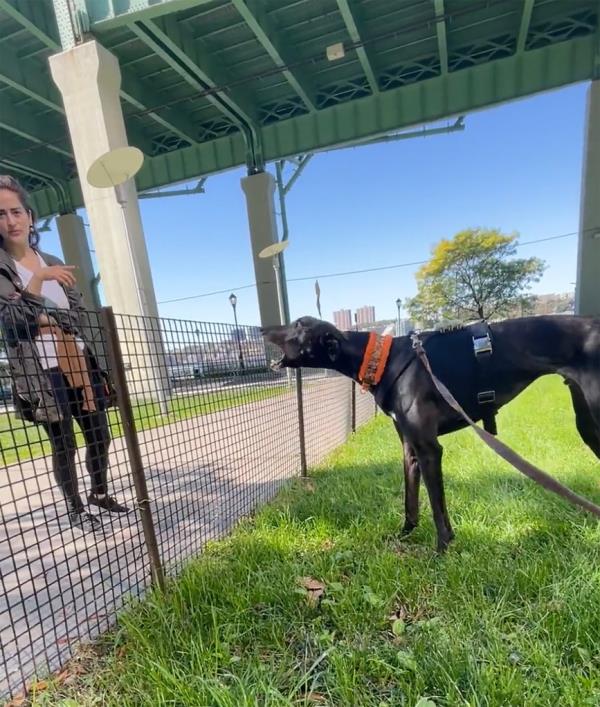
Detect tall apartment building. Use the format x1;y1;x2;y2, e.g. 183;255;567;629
356;305;376;326
333;309;352;330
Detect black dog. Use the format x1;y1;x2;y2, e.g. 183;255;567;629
263;315;600;551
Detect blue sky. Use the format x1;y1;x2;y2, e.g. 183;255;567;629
43;81;586;327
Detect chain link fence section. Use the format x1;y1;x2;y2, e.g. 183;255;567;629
0;306;377;701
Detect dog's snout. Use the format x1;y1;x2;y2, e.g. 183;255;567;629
261;325;280;335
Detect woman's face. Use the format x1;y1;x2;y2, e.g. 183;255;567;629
0;188;32;250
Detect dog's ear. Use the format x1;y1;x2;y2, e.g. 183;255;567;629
323;333;341;362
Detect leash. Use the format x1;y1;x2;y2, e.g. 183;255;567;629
410;332;600;519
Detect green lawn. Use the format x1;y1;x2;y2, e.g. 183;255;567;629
29;376;600;706
0;383;287;467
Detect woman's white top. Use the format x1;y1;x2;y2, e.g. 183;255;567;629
13;252;84;370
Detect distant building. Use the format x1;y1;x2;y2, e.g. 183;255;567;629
333;309;352;330
532;292;574;315
398;318;414;335
232;327;246;342
356;305;376;326
506;292;574;318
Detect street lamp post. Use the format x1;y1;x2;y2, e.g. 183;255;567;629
228;293;245;371
193;328;203;379
396;298;402;336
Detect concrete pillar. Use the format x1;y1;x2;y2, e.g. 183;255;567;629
49;41;170;407
241;172;281;328
55;213;99;310
576;79;600;317
49;40;157;319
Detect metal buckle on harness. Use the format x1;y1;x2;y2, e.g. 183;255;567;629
477;390;496;404
473;334;492;356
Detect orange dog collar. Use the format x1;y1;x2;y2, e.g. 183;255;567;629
358;332;393;391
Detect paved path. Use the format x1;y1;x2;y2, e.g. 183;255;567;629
0;375;374;699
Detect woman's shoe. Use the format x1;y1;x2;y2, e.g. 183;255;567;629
88;493;130;513
68;508;101;531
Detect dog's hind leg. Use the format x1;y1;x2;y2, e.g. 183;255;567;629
399;436;421;536
565;377;600;459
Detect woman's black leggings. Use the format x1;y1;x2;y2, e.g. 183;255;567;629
40;372;111;511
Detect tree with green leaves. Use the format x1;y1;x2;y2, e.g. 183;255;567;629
406;228;546;327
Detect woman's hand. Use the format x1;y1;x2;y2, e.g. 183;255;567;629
39;265;77;288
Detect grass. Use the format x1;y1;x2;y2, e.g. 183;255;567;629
27;376;600;706
0;383;286;467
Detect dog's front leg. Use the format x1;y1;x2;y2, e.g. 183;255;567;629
400;438;420;536
411;438;454;552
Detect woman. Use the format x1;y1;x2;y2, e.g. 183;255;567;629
0;175;129;530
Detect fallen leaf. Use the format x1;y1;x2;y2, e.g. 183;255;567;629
414;699;437;707
305;692;327;703
298;576;326;607
53;660;85;686
6;695;26;707
30;680;49;692
55;668;71;684
299;577;326;592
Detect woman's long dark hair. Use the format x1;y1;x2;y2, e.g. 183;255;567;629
0;175;40;248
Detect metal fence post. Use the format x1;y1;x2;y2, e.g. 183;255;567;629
100;306;166;591
351;380;356;433
296;369;308;476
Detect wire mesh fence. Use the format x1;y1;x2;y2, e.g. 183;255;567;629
0;305;376;701
303;372;353;468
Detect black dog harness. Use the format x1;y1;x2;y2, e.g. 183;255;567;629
371;322;499;435
471;321;498;435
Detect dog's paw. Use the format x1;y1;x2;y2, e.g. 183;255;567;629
400;522;417;537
